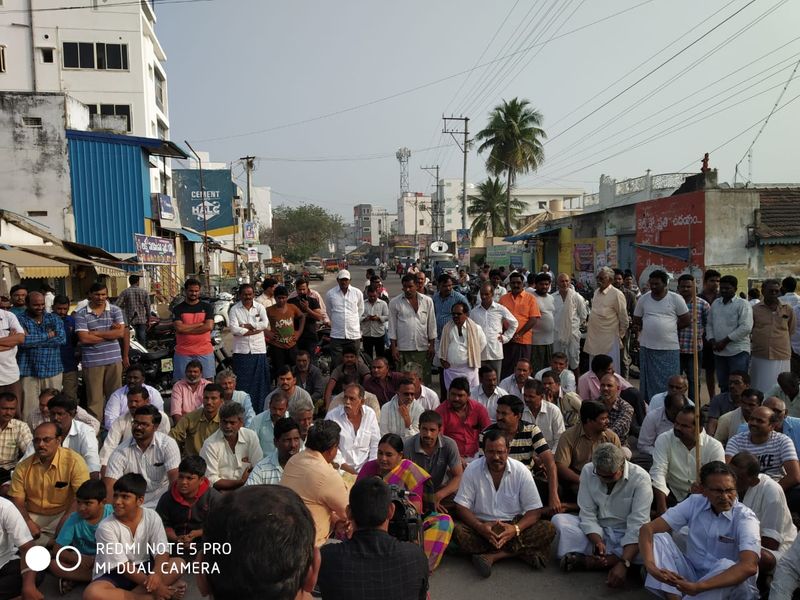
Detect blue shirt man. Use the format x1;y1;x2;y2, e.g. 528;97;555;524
432;275;469;340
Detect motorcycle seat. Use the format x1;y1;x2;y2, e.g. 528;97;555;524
139;348;171;360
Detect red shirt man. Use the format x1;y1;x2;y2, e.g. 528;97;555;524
435;377;490;459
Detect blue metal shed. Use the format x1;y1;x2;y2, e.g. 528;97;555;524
66;130;187;255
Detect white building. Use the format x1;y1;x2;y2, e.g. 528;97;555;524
397;192;432;237
353;204;396;246
0;0;172;190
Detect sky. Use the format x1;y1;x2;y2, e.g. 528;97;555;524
156;0;800;219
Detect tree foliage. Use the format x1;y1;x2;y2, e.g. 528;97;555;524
261;204;343;263
475;97;546;233
468;177;525;239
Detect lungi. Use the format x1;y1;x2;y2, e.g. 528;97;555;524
232;353;270;413
639;347;680;406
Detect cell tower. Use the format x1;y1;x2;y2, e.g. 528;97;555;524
396;147;411;194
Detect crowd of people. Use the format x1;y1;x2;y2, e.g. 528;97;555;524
0;263;799;599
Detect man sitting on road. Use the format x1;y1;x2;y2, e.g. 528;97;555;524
169;383;223;457
246;417;302;486
265;365;313;411
404;410;463;508
534;352;576;393
363;357;403;406
540;369;582;429
379;377;424;440
639;461;760;599
293;350;326;408
650;406;725;516
706;370;750;437
471;365;509;423
453;429;556;577
499;358;534;401
553;443;652;588
170;359;209;424
714;385;761;446
250;389;289;456
521;378;565;451
435;377;490;460
103;364;165;430
637;391;686;459
577;354;646;429
200;402;263;492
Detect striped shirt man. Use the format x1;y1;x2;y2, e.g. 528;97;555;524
725;431;798;480
73;304;124;367
479;420;550;468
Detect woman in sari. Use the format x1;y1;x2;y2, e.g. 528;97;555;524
357;433;453;572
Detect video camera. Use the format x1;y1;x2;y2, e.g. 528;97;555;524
386;485;424;546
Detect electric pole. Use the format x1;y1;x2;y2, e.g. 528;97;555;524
420;164;442;241
184;141;211;293
443;116;469;230
240;156;255;283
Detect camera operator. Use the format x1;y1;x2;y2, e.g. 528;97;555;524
317;477;429;600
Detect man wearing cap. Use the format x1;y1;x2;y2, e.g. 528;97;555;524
325;270;364;369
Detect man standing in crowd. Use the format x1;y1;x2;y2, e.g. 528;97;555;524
584;266;629;375
16;291;65;420
553;273;588;374
707;274;753;393
699;269;722;398
289;278;324;358
360;284;388;360
633;270;690;406
228;283;270;412
470;282;518;377
8;285;27;318
751;279;796;393
499;271;540;379
172;278;216;381
454;430;556;577
439;302;486;390
389;274;436;385
74;282;125;419
325;270;363;368
530;272;555;374
614;269;638;379
677;274;710;401
52;295;79;402
432;274;469;351
115;274;150;344
266;286;304;377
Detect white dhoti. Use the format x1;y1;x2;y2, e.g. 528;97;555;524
443;364;479;390
750;357;789;396
553;336;581;370
645;533;758;599
552;513;631;560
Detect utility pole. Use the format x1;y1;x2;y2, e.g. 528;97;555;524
443;116;469;229
240;156;255;283
184;141;211;293
420;164;442;241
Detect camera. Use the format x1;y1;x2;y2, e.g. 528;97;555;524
387;485;423;545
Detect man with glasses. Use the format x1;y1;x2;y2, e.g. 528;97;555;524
553;443;652;588
439;302;486;390
639;461;760;599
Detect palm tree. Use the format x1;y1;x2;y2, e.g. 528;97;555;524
468;177;525;239
475;98;546;233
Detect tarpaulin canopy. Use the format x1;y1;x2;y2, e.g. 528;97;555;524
0;248;70;278
632;243;691;262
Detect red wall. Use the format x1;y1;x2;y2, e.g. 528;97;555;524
635;191;705;277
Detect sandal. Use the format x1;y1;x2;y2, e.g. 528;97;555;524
559;552;587;572
471;554;493;578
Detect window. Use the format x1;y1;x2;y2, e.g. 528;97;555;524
40;48;53;63
538;201;547;210
22;116;42;128
62;42;127;70
88;104;132;131
156;120;168;140
0;45;5;73
96;43;128;70
419;219;425;226
27;211;47;217
154;70;165;110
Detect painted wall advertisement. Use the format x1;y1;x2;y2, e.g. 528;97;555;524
635;191;705;280
135;234;176;265
173;169;236;236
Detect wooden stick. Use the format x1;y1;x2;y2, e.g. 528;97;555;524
692;277;701;480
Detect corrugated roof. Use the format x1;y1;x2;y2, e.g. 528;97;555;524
756;189;800;240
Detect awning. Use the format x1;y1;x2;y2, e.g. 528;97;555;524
18;244;127;277
632;243;691;262
62;241;121;262
0;248;70;278
504;224;565;243
161;226;204;243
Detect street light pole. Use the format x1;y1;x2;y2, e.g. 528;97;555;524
184;140;210;293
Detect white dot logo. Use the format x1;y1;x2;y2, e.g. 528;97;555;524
24;546;50;572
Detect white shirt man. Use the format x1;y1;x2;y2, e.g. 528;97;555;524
104;432;180;507
742;473;797;562
325;273;364;342
228;298;269;354
553;457;652;563
552;278;589;370
470;382;510;423
522;398;565;451
360;295;389;338
379;397;425;440
637;405;676;456
200;427;263;486
388;291;437;352
103;384;165;430
324;404;381;472
534;367;576;393
470;299;518;364
99;409;171;467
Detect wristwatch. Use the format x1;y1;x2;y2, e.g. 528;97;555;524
514;524;521;538
622;559;631;568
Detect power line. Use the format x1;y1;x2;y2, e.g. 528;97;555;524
2;0;212;13
190;0;656;144
544;0;757;146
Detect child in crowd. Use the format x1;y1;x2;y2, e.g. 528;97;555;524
49;479;113;594
156;455;219;558
84;473;187;600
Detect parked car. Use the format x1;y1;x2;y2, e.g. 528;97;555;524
302;260;325;281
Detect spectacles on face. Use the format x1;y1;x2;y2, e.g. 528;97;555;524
706;487;737;496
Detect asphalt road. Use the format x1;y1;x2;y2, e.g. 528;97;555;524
46;265;649;599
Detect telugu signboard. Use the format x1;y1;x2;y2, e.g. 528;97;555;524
172;169;236;237
573;243;595;272
135;234;176;265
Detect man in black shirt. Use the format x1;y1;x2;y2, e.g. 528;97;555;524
318;478;428;600
288;279;323;357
